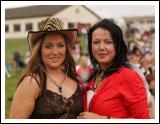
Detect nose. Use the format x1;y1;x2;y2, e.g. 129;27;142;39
51;46;58;54
100;42;105;50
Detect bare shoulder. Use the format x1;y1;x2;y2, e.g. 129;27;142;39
21;75;40;87
17;75;40;99
10;75;40;118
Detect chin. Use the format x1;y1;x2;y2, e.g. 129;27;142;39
98;60;111;65
98;59;108;63
49;63;61;69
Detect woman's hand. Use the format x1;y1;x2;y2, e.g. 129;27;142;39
78;112;108;119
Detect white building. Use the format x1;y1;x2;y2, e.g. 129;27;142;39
5;5;101;39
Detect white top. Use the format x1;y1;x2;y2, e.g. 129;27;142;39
87;90;95;111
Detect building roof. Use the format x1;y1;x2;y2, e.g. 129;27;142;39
5;5;101;20
81;5;101;20
5;5;70;19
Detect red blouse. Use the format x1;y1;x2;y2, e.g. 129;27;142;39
85;67;150;118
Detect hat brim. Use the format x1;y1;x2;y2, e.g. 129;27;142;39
27;29;78;52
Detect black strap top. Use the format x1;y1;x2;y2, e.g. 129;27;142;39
29;83;84;119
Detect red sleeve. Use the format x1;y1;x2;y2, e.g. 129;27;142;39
119;69;150;118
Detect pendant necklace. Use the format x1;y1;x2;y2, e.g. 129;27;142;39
48;72;66;94
47;71;68;103
40;65;69;103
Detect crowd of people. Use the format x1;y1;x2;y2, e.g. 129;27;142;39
124;25;155;118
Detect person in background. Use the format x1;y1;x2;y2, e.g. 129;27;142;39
13;51;26;69
5;63;12;78
76;52;92;83
9;18;84;119
78;19;150;119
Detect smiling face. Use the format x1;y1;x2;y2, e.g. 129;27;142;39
92;28;116;69
41;33;66;70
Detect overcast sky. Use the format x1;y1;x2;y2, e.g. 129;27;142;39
87;5;155;18
4;3;155;19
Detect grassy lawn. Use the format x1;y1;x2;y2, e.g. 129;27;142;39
5;38;28;118
78;34;88;52
5;70;25;118
5;38;28;60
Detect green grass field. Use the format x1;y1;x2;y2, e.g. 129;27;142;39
5;38;28;60
5;35;86;118
5;38;28;118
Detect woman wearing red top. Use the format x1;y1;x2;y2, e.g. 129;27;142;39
78;19;150;119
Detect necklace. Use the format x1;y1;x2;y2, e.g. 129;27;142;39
93;71;104;91
48;74;68;103
40;65;69;102
47;72;66;94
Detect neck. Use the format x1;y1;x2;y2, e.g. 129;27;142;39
46;67;64;77
100;63;112;71
46;67;67;87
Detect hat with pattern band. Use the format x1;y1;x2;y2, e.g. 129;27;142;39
27;18;78;52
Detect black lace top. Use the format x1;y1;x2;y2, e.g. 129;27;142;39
30;84;84;119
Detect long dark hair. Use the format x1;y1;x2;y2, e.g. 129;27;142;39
87;19;128;82
17;32;80;96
